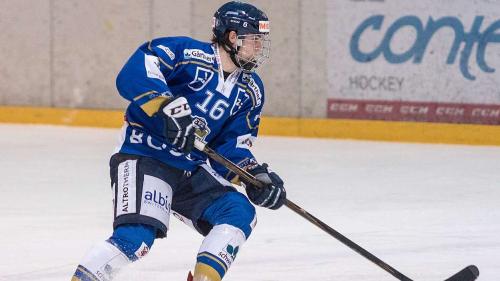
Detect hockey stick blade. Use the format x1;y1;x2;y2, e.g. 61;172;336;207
444;265;479;281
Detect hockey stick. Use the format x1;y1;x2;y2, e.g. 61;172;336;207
193;140;479;281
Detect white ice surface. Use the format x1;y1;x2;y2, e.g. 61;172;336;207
0;124;499;281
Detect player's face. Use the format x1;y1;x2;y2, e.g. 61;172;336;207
238;34;264;59
235;33;270;71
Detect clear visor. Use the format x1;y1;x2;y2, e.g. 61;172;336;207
235;34;271;72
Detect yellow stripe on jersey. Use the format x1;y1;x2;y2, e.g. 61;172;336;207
245;111;259;130
174;60;219;73
140;96;169;117
245;89;256;108
230;175;241;185
133;90;157;101
147;41;174;70
128;122;143;128
158;57;174;70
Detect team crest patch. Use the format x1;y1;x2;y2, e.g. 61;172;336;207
241;72;252;83
193;116;211;141
188;67;214;91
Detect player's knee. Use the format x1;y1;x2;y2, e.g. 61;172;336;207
233;195;257;237
203;192;257;239
108;224;156;261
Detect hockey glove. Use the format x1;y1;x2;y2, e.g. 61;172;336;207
159;96;195;154
245;163;286;210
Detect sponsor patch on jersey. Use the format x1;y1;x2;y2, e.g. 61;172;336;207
259;21;270;32
236;134;256;150
116;160;137;217
218;243;239;267
134;242;150;259
144;54;166;84
184;49;215;64
237;158;258;171
140;175;172;227
247;77;262;107
157;45;175;60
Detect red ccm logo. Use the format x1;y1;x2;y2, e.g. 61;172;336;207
259;21;270;33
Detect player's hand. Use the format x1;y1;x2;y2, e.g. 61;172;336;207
245;163;286;210
159;97;195;153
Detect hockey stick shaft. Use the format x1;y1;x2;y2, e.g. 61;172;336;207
195;141;479;281
195;141;413;281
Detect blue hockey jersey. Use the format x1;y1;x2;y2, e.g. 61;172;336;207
115;36;264;180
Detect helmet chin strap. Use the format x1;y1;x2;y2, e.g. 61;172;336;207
218;33;242;70
223;43;241;69
226;44;256;72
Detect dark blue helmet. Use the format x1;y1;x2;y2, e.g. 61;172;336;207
212;1;271;72
213;1;270;40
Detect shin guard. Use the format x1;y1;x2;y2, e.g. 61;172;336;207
72;241;131;281
194;224;246;281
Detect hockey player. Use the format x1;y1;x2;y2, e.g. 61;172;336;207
71;1;286;281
